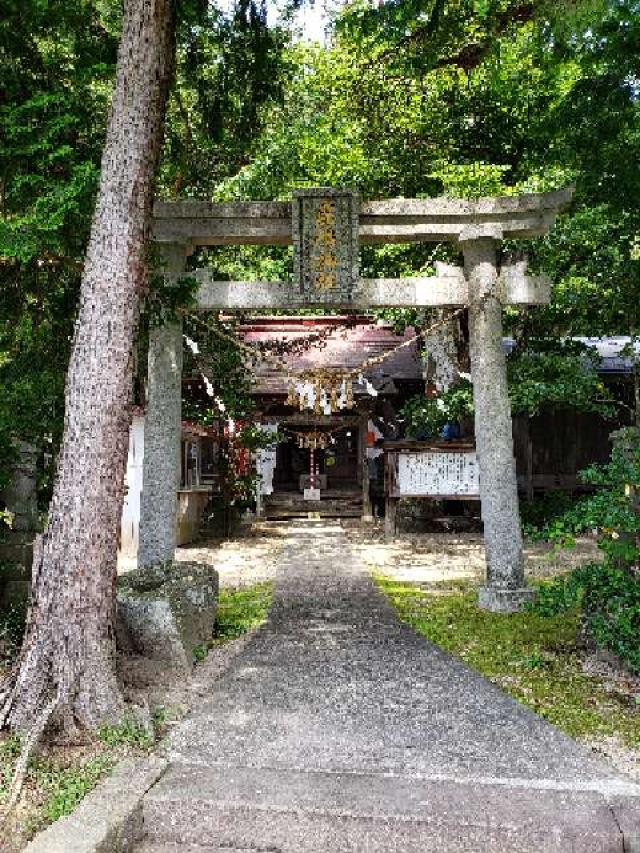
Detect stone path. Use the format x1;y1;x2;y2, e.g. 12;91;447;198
137;521;640;852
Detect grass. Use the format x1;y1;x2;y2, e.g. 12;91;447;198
375;575;640;748
213;581;273;645
0;713;156;847
98;714;155;750
0;740;117;847
30;755;114;826
191;581;273;662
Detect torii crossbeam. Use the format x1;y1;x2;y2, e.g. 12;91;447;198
139;186;573;612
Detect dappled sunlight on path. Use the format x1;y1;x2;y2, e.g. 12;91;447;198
342;521;601;587
174;522;285;587
134;519;640;852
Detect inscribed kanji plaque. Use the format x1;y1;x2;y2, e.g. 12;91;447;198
292;188;359;304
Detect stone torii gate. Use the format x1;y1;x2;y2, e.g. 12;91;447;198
140;186;572;612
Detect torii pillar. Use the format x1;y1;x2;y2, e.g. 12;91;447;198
138;242;187;568
461;231;531;611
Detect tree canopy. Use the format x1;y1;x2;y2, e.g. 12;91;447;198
1;0;639;492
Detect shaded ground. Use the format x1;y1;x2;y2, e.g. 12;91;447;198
165;521;628;781
136;520;640;851
4;519;638;850
340;520;639;780
0;579;274;851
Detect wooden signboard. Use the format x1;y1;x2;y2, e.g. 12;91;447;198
383;441;480;536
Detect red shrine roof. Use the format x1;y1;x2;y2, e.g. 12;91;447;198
238;316;423;395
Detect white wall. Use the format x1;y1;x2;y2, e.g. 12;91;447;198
118;414;144;572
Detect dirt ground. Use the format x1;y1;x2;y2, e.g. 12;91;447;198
174;521;285;587
341;518;601;584
176;518;600;589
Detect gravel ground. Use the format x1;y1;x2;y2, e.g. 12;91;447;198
342;519;600;584
174;521;285;587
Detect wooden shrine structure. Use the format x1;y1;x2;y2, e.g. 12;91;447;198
140;186;573;611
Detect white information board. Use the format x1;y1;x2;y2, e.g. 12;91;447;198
397;450;479;497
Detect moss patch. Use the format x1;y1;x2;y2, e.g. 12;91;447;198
375;575;640;748
190;581;273;663
213;582;273;644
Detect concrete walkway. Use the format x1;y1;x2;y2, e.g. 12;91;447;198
137;521;640;852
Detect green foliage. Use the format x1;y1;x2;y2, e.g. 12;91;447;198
146;273;200;327
520;491;581;541
522;429;640;672
576;428;640;562
0;734;21;798
430;162;512;198
182;315;255;423
192;643;208;662
188;581;273;658
529;429;640;559
582;563;640;673
161;0;289;198
400;379;474;438
0;1;119;493
376;575;640;744
507;342;616;418
34;755;113;824
0;0;289;494
3;0;640;504
98;714;154;750
529;562;640;674
236;424;283;452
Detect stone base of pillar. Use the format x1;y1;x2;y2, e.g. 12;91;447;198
361;513;374;523
478;585;536;613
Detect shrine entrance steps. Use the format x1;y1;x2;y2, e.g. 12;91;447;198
135;521;640;852
262;488;362;518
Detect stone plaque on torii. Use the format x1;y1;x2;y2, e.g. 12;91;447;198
140;185;573;612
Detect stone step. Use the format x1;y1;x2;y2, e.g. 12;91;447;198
136;844;257;853
142;764;634;852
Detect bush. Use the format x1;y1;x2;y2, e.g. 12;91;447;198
521;491;582;541
581;563;640;672
400;379;474;439
530;562;640;673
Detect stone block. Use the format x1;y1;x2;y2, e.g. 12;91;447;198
608;795;640;853
478;585;536;613
24;756;167;853
117;561;218;681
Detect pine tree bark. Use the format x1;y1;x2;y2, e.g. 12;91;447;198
0;0;175;734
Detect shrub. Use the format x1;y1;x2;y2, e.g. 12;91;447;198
400;379;474;439
530;562;640;673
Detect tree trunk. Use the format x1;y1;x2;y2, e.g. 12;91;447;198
0;0;175;734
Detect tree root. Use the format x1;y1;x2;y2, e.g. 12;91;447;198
1;688;64;824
